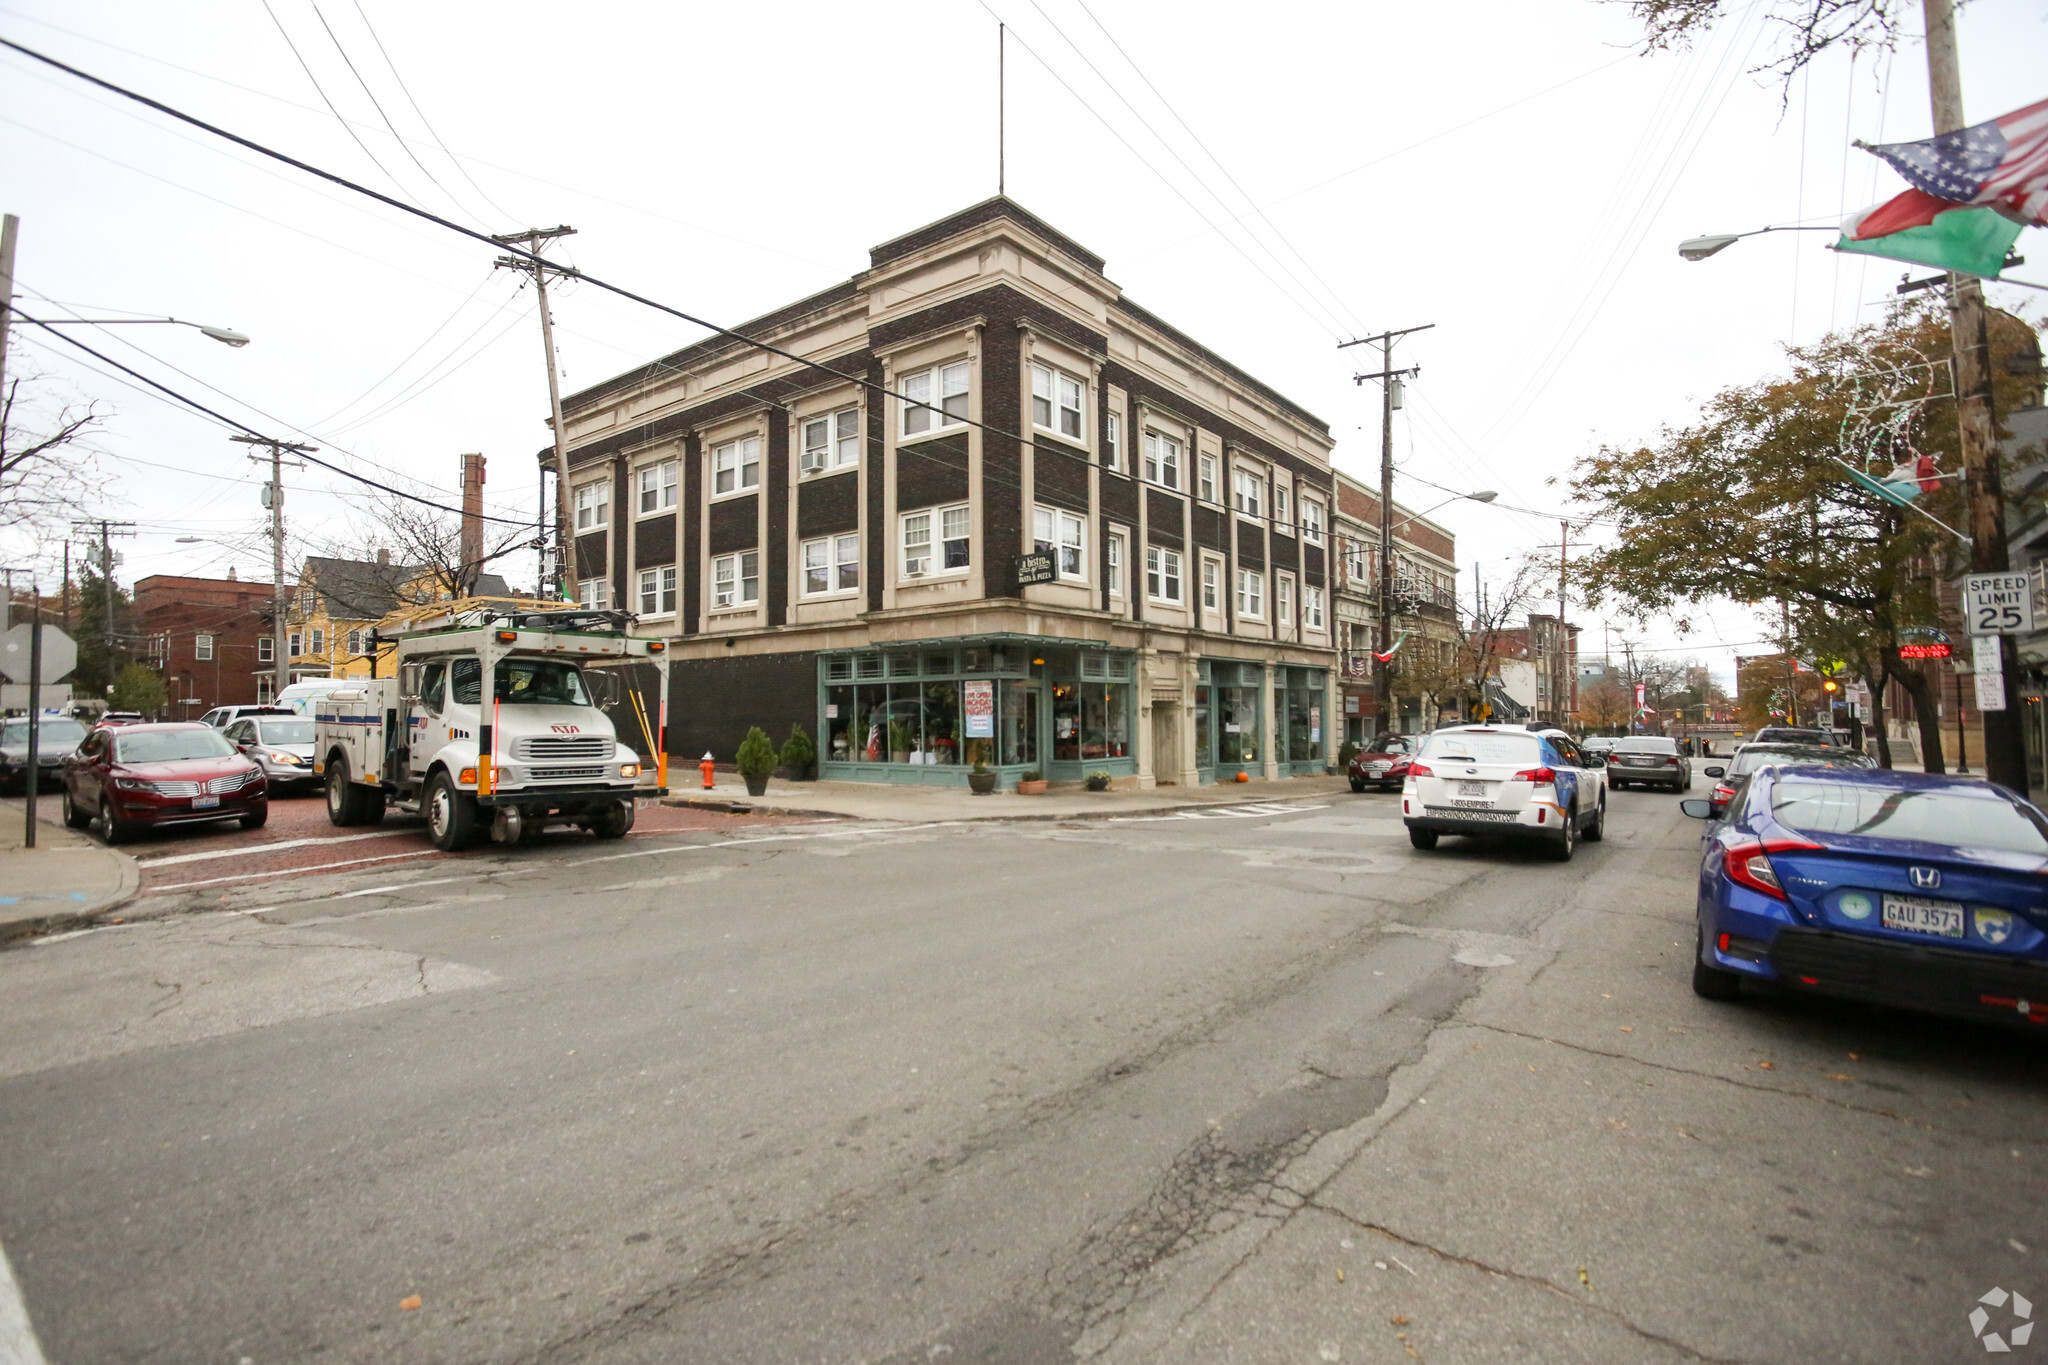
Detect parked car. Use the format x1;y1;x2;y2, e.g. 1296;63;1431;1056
274;679;357;716
1606;735;1691;792
1750;726;1833;745
1401;724;1606;860
1681;767;2048;1027
98;711;148;727
223;713;319;793
0;714;88;793
198;704;297;730
1580;736;1618;761
61;721;267;844
1348;734;1418;792
1702;744;1875;818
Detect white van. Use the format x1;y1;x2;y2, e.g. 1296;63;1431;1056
274;679;355;716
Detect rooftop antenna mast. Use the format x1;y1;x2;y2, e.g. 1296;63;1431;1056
998;23;1006;196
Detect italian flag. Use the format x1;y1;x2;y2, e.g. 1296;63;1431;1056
1835;96;2046;278
1836;192;2023;278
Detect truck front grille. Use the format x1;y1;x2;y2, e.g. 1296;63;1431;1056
513;736;613;761
530;765;606;781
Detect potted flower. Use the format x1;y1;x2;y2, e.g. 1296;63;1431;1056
968;759;997;796
1016;769;1048;795
736;726;778;797
888;719;913;765
780;723;817;781
1086;770;1112;792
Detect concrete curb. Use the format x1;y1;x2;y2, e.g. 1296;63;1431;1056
0;837;141;945
662;789;1344;825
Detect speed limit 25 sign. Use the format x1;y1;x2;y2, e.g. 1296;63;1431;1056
1963;572;2035;636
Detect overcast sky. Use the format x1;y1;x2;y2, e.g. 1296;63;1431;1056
2;0;2042;686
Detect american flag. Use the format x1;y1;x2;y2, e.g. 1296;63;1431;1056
1858;96;2048;231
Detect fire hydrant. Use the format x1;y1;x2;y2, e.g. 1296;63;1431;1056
700;751;717;789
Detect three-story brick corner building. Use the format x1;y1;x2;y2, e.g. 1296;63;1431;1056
555;198;1342;788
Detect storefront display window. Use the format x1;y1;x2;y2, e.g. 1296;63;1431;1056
1051;681;1130;761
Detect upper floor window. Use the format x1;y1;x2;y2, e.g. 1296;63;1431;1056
1106;530;1125;597
1305;585;1326;629
803;408;860;473
194;633;214;662
1273;483;1290;528
901;361;969;436
1300;499;1325;544
574;480;609;531
1146;545;1183;603
712;436;760;495
1198;452;1218;503
1277;576;1293;626
902;504;969;578
1235;567;1265;619
1232;468;1263;518
309;628;325;655
1033;505;1087;580
288;631;303;657
1143;431;1181;490
257;636;274;663
802;533;861;595
1031;363;1084;441
1202;557;1222;610
345;628;364;654
1344;539;1370;582
638;460;678;515
578;577;608;610
638;565;678;617
712;551;760;609
1104;412;1122;471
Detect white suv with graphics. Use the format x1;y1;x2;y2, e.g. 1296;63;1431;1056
1401;724;1607;860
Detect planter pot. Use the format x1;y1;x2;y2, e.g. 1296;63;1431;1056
968;771;997;795
1086;776;1110;792
742;771;770;797
1016;779;1049;795
891;751;910;765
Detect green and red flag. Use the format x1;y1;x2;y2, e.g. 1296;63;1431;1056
1836;96;2046;277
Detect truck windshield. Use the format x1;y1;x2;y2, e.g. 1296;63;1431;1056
449;657;591;707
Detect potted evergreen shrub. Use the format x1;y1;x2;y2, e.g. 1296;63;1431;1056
1016;769;1048;795
780;723;817;781
1086;770;1112;792
968;759;997;796
736;726;778;797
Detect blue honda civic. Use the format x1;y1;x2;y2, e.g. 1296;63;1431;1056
1682;767;2048;1028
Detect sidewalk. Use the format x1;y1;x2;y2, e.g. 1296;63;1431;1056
0;796;139;943
664;773;1354;823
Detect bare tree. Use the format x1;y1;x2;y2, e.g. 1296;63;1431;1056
351;493;537;600
1609;0;1907;95
1;370;102;534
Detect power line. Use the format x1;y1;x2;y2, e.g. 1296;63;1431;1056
345;0;515;222
259;0;420;206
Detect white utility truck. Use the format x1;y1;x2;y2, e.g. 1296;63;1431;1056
314;605;670;850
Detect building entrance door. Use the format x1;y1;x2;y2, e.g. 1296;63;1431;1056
1151;703;1178;785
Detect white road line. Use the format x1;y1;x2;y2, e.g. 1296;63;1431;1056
134;829;408;868
145;848;444;893
1111;803;1328;823
0;1238;47;1365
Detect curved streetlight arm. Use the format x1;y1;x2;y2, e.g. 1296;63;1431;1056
26;316;249;346
1679;225;1839;262
1386;489;1497;536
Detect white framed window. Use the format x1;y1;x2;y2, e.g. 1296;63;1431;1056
637;460;678;515
711;436;760;496
574;480;609;531
1201;556;1221;610
1146;545;1183;603
1236;567;1265;619
194;633;214;662
1300;499;1325;544
1277;576;1294;627
801;533;861;595
900;504;968;578
711;551;760;609
941;504;970;570
1032;505;1087;580
577;576;608;609
900;361;969;436
288;631;302;657
345;628;364;655
1344;539;1371;583
1105;412;1122;471
1198;452;1219;503
1106;530;1126;597
1232;468;1263;518
1031;363;1084;441
638;565;677;616
1274;483;1290;529
310;628;325;655
1143;431;1181;490
802;408;861;473
1305;585;1325;629
257;636;274;663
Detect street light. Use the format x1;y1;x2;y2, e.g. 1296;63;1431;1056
1389;489;1496;534
1678;225;1838;262
33;316;250;346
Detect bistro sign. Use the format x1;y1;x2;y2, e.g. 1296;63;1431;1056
1014;551;1057;586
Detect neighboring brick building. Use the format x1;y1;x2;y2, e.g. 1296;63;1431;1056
1328;469;1461;740
135;572;291;717
554;197;1342;788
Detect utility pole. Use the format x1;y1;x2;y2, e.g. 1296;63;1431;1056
1922;0;2025;791
493;227;578;605
1341;323;1433;733
1780;601;1800;727
0;213;17;406
70;519;135;690
231;436;313;703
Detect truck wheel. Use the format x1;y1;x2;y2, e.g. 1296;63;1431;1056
590;799;635;840
425;771;478;851
326;757;361;826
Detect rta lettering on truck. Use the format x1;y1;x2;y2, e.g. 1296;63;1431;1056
313;606;670;850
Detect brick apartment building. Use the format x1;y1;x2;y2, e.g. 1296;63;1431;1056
135;572;291;718
553;197;1341;788
1328;469;1461;741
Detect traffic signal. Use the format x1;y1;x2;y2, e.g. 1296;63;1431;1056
1822;678;1841;694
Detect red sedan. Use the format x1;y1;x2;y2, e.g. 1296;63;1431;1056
1348;734;1418;792
62;722;267;844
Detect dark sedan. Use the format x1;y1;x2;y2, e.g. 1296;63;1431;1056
1702;743;1874;817
0;714;87;793
62;722;267;844
1683;768;2048;1028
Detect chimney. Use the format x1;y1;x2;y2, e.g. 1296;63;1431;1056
227;566;237;581
376;547;390;567
459;452;486;590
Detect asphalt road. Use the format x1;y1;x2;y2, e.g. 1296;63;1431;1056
0;788;2042;1364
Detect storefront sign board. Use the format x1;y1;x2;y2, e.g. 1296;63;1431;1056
963;679;994;737
1015;552;1056;586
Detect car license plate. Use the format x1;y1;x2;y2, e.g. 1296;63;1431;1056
1457;781;1487;797
1880;894;1964;938
192;794;220;809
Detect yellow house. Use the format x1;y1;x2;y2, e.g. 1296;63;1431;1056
286;554;521;683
